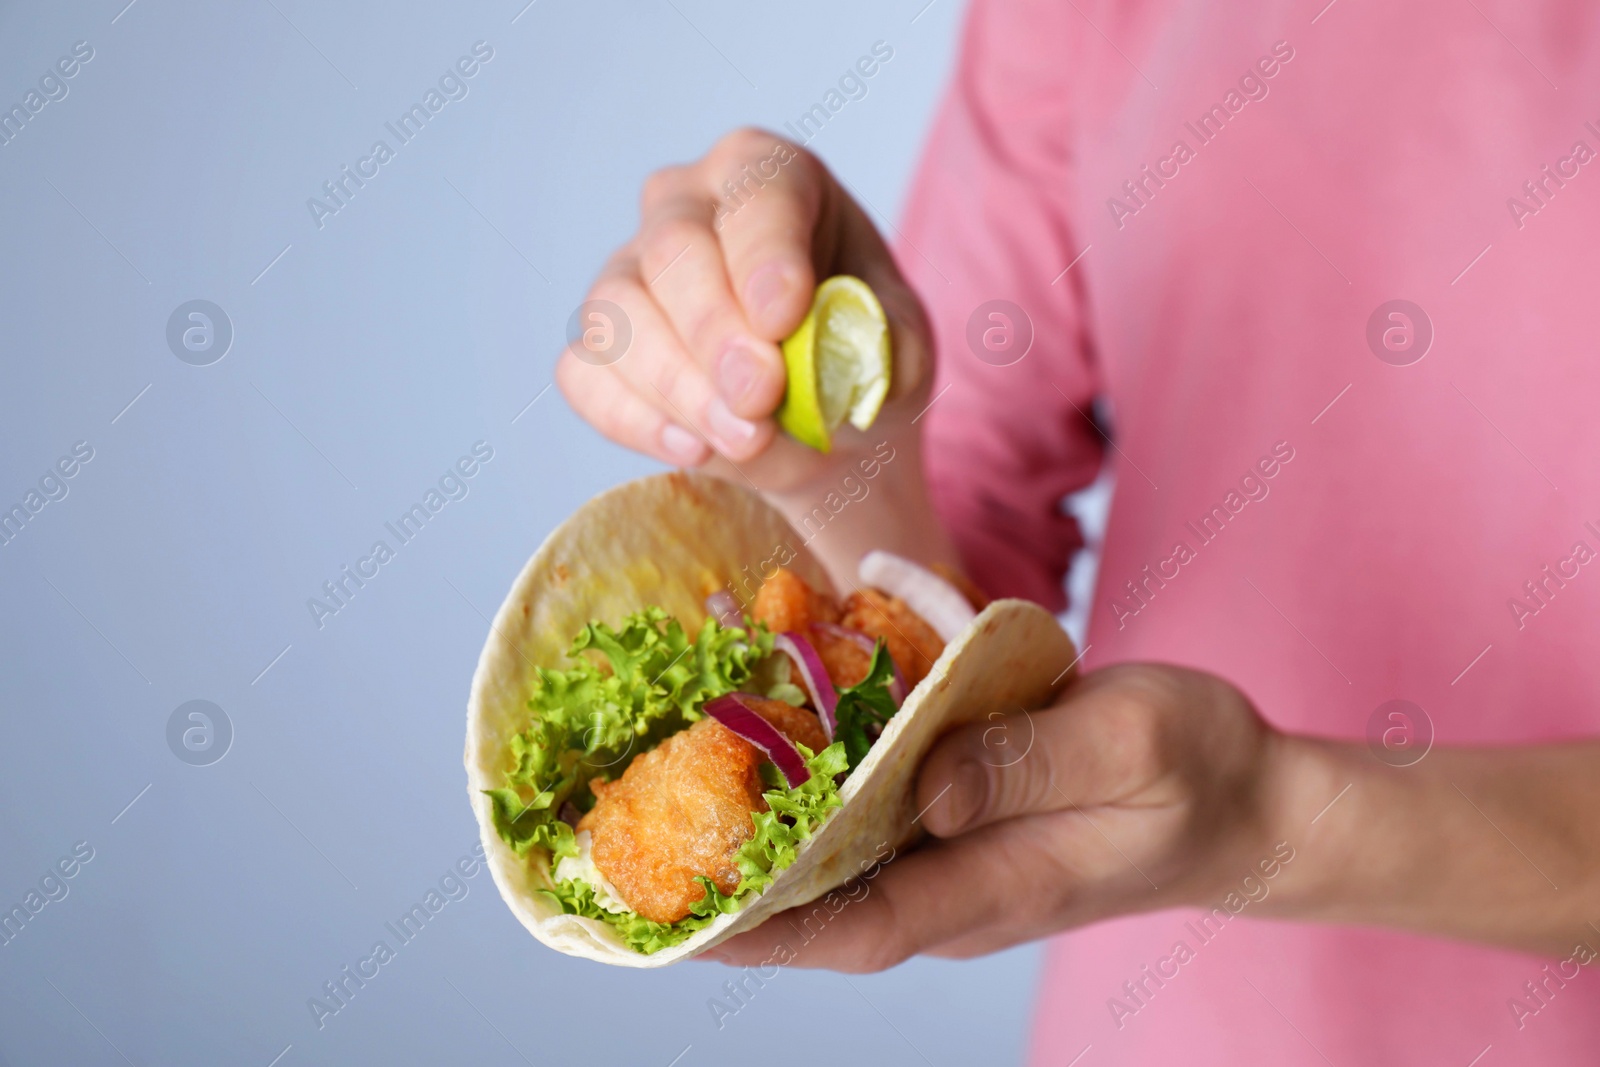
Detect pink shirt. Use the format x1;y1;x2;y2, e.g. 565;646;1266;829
906;0;1600;1062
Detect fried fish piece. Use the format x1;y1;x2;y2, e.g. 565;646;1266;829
751;567;840;634
580;698;827;923
757;567;946;690
808;623;875;689
748;694;828;753
839;587;945;688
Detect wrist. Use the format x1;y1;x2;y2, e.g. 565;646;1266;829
1249;731;1379;923
768;424;958;582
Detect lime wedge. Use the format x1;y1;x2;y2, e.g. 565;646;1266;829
777;275;891;453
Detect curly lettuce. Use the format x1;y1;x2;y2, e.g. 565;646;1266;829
485;608;772;863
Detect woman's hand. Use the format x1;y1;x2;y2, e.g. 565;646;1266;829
556;127;934;496
709;664;1288;971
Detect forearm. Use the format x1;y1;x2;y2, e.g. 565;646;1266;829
765;423;961;586
1264;732;1600;956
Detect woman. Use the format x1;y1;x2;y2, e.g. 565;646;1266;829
556;1;1600;1061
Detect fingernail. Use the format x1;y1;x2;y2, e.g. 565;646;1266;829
745;261;793;321
706;398;757;452
717;341;770;408
659;423;706;464
948;761;988;831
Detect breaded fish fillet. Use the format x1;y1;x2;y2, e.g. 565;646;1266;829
754;566;948;689
839;588;945;688
580;699;826;923
808;623;875;689
751;567;840;633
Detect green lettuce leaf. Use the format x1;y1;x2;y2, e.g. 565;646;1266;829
831;641;900;771
487;608;772;862
538;880;718;955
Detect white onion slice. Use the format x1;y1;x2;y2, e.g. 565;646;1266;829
857;550;977;642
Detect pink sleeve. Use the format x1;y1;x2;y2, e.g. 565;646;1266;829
895;0;1103;610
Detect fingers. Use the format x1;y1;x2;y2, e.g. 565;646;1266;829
708;132;824;340
714;135;932;406
915;671;1169;839
586;260;775;459
637;161;786;422
561;125;936;472
555;347;711;466
707;817;1065;973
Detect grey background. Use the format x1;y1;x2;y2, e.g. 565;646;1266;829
0;1;1056;1065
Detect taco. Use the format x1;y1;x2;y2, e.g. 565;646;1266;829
465;472;1076;967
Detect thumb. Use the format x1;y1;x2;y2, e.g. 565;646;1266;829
914;683;1163;837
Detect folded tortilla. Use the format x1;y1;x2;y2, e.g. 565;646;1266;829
465;471;1077;966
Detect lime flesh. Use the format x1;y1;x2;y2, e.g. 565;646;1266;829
777;276;891;453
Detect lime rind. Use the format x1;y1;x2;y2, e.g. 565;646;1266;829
778;310;830;452
776;276;892;453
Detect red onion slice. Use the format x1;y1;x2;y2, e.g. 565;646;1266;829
811;622;907;706
773;632;838;740
704;694;812;787
886;664;907;706
858;550;977;642
705;589;744;630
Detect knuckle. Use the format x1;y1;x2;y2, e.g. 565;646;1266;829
595;391;653;449
852;941;908;974
554;349;600;401
557;362;612;427
712;127;797;174
639;165;688;211
637;216;707;280
586;274;634;310
784;142;825;187
718;126;775;158
646;351;711;411
992;754;1052;821
850;916;912;974
1101;691;1169;785
678;301;730;356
